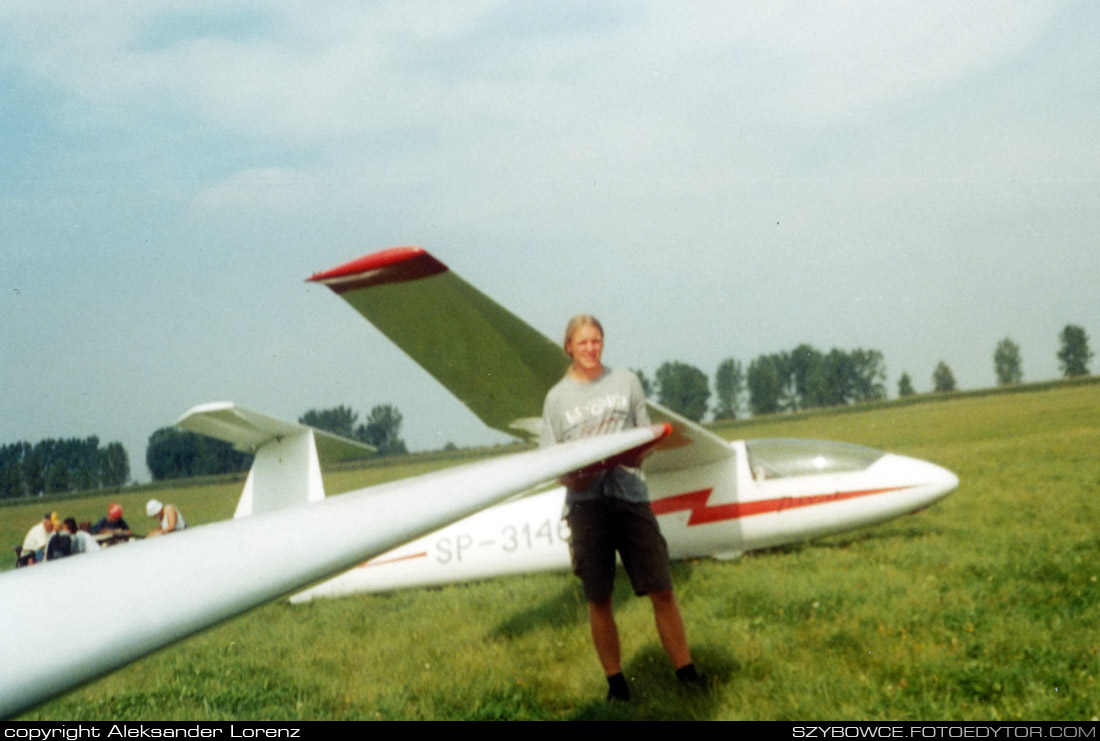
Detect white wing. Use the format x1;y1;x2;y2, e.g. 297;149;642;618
0;423;669;718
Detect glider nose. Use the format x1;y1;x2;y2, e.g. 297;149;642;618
904;455;959;508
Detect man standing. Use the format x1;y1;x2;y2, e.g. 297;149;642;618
541;315;702;701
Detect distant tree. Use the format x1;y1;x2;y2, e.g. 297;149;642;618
0;442;31;499
847;349;887;402
809;349;849;406
993;338;1023;385
631;369;653;398
897;372;915;397
100;442;130;488
299;405;359;440
747;354;784;415
655;361;711;422
785;344;823;410
358;404;408;456
146;427;251;481
45;457;70;494
1057;324;1092;378
23;441;47;495
932;362;956;392
713;358;745;420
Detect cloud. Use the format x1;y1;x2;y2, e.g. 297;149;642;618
0;2;1067;143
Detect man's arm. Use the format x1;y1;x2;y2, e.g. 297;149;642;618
164;507;178;533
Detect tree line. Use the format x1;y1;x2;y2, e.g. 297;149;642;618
298;404;407;456
0;437;130;500
638;323;1093;422
636;345;886;421
145;427;253;481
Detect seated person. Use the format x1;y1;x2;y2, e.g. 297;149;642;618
19;513;55;566
46;525;73;561
63;517;101;555
89;503;131;537
146;499;187;537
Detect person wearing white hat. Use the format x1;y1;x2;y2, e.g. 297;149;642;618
145;499;187;537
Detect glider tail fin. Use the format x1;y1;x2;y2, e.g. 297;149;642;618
176;402;375;516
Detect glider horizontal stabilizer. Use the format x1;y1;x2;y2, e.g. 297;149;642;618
177;401;376;517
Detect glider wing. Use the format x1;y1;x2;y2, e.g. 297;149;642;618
0;423;670;718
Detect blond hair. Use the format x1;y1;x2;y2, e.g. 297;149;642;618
563;315;603;358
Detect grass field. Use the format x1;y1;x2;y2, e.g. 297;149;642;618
6;383;1099;720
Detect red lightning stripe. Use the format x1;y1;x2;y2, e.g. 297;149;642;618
650;485;917;526
356;551;429;568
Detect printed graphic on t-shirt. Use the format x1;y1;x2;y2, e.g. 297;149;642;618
560;392;631;438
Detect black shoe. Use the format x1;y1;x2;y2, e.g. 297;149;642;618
606;672;631;702
676;663;709;691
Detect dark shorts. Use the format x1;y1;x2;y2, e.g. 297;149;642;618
565;498;673;603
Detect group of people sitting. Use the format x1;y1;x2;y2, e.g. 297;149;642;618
15;500;186;567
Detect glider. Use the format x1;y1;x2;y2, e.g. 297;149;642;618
289;247;958;601
0;245;957;717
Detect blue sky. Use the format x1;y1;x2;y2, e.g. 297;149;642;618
2;2;1097;480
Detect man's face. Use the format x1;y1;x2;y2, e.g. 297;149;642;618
568;324;604;377
43;518;54;533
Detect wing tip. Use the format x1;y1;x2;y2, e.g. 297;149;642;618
306;246;448;292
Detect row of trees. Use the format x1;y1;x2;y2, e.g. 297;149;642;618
639;324;1093;422
743;346;886;416
987;325;1091;389
145;428;253;481
299;404;408;456
915;324;1092;397
637;345;886;421
0;437;130;500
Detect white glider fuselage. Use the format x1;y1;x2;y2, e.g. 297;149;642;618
287;247;958;602
292;439;957;601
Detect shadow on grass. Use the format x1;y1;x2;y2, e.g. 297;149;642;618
567;643;740;721
490;561;702;639
489;568;685;639
488;580;587;639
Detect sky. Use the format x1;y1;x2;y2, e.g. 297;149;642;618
2;2;1097;481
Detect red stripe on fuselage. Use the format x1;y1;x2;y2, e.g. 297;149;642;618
357;550;429;568
306;247;448;293
651;485;916;526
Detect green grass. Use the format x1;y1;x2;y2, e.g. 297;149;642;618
8;384;1100;720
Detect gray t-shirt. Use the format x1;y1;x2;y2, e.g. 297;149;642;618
540;366;651;505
